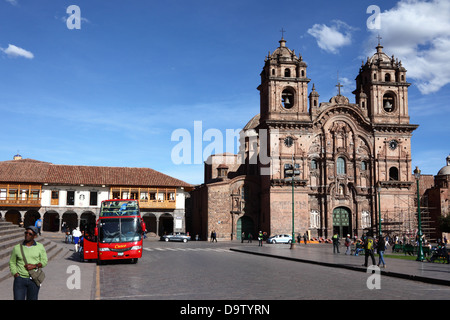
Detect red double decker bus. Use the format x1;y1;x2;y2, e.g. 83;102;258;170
81;199;145;264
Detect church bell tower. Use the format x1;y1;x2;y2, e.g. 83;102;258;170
258;36;310;122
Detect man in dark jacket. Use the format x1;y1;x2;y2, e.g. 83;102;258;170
363;231;376;267
332;233;340;254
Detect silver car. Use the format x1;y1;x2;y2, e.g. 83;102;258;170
267;234;292;244
161;232;191;243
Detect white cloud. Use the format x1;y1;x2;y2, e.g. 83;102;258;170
370;0;450;94
1;44;34;59
5;0;18;5
307;20;353;54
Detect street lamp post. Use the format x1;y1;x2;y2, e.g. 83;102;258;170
377;184;382;237
284;157;300;249
414;166;425;262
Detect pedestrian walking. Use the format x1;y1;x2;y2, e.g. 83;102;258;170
363;231;376;267
344;234;352;255
34;218;42;236
258;231;263;247
248;233;253;243
241;231;245;243
303;233;308;245
332;233;340;254
210;230;217;242
9;226;48;300
73;227;82;252
377;235;386;268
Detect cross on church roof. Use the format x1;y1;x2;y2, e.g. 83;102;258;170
336;82;343;96
377;34;382;46
280;28;286;39
336;72;343;96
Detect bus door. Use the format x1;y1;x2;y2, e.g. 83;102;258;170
81;236;98;261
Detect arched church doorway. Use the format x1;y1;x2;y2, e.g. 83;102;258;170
332;207;351;237
237;216;255;241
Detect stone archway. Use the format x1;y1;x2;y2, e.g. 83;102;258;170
80;211;96;233
43;211;60;232
5;209;21;225
24;210;40;229
62;211;78;230
142;213;157;235
159;213;173;236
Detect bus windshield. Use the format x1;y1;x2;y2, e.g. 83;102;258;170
99;218;143;243
100;200;139;217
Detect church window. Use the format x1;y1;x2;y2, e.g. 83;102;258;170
385;73;391;82
383;93;395;113
272;69;275;76
336;157;346;175
373;73;377;80
301;70;305;77
401;75;405;81
389;167;399;181
282;89;294;109
361;161;367;171
284;68;291;77
311;159;318;170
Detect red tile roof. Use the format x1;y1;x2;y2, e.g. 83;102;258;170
0;159;191;188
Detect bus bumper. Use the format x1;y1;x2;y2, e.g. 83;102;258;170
98;247;142;261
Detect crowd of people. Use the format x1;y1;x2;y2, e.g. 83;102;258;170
327;231;449;266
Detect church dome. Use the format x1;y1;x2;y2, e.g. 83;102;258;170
437;155;450;176
268;38;300;62
243;114;260;131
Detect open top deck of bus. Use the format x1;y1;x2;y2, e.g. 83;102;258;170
99;199;140;217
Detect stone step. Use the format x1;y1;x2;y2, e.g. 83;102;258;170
0;221;70;283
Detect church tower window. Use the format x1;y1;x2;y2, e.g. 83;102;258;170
385;73;391;82
282;89;294;109
389;167;399;181
284;68;291;77
383;93;395;112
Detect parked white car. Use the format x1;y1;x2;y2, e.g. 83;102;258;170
267;234;292;244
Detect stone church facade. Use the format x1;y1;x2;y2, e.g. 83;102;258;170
191;37;419;241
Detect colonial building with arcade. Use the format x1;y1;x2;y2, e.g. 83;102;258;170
0;155;191;236
192;37;421;241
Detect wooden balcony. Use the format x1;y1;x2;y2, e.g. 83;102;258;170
139;200;176;210
0;198;41;207
110;186;177;210
0;184;42;207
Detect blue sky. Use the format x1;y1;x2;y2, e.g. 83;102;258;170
0;0;448;185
